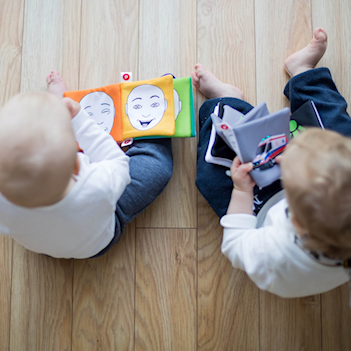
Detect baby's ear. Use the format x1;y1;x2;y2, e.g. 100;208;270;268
63;98;81;118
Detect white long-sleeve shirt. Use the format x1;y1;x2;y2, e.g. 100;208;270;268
220;198;349;298
0;108;130;258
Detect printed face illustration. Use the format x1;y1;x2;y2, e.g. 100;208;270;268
125;85;168;131
80;92;115;133
173;89;182;120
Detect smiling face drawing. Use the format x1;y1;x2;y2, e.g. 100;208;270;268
173;89;182;121
125;85;168;131
80;92;115;133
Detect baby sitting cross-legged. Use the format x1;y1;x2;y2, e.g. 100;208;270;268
0;77;173;258
193;28;351;298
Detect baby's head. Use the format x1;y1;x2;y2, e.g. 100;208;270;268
281;128;351;259
0;92;77;207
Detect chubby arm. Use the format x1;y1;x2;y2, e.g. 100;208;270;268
71;104;128;164
227;157;255;215
222;157;269;286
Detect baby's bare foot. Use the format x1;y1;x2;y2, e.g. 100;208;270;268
191;63;244;100
46;70;68;98
284;28;327;77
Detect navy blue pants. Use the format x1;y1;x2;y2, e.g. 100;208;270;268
92;139;173;257
196;68;351;218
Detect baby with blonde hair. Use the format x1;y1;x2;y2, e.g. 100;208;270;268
282;129;351;260
0;72;173;259
0;92;78;208
193;28;351;298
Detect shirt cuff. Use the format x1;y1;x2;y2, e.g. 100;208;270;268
220;213;257;229
71;107;88;131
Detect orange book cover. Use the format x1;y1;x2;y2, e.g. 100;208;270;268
64;75;177;142
64;83;123;142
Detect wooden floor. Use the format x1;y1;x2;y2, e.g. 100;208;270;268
1;0;351;350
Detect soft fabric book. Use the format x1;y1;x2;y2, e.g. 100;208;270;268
205;102;291;188
205;102;271;168
64;75;195;142
206;100;323;174
290;100;324;137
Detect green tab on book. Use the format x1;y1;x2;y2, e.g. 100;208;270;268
173;77;196;137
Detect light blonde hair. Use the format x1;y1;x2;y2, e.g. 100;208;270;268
0;92;77;207
282;128;351;259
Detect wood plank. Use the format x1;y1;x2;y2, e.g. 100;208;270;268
260;293;321;351
197;0;257;105
0;0;24;103
135;228;196;351
9;1;81;350
0;236;12;351
72;1;138;350
10;246;73;351
20;0;81;92
197;0;259;350
255;1;323;350
0;0;24;349
136;0;197;228
256;0;313;112
321;284;351;351
72;225;135;351
197;198;259;351
79;0;139;89
312;2;351;350
312;0;351;110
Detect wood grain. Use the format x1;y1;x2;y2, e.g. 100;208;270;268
0;0;24;104
79;0;139;89
260;293;321;351
8;1;81;350
72;2;139;350
321;284;351;351
197;0;257;105
72;225;135;351
312;0;351;108
197;1;259;350
0;0;24;349
312;3;351;349
135;228;196;351
197;197;259;351
255;1;323;350
1;1;351;350
136;0;197;228
0;237;13;351
20;0;81;93
10;246;73;351
255;0;312;112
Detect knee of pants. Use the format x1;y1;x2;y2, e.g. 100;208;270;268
128;139;173;181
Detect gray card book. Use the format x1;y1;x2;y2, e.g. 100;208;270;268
233;108;290;188
207;102;290;188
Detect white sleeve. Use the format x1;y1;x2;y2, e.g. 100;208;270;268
71;108;131;198
220;214;275;291
71;108;128;163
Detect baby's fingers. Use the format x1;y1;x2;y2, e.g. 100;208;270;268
237;162;253;176
275;155;283;164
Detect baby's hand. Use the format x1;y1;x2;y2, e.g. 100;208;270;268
62;98;81;119
230;156;255;192
274;155;284;164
